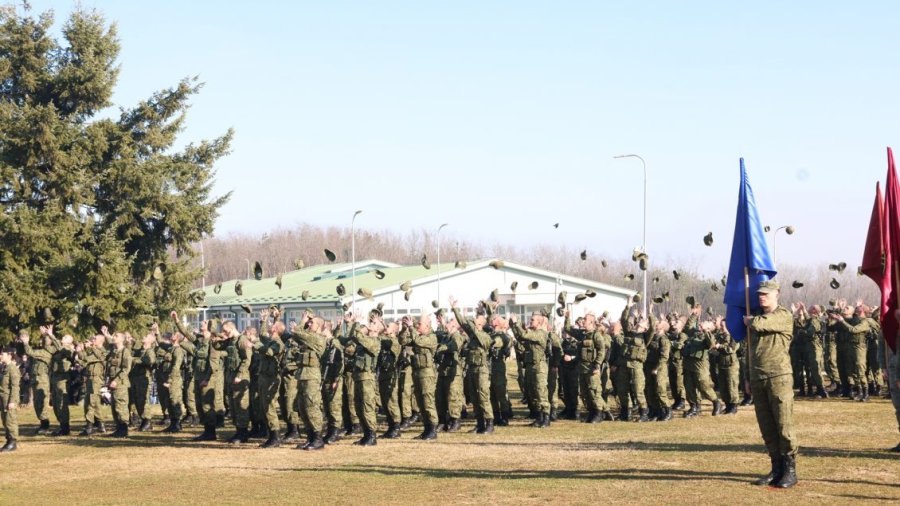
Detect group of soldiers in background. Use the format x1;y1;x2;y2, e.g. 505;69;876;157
0;293;893;454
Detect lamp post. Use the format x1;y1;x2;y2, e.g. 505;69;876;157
351;210;363;310
437;223;448;307
771;225;795;263
613;154;648;314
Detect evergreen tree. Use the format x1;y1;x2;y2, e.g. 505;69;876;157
0;4;231;342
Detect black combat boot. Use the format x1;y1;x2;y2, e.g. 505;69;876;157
35;419;50;435
399;417;412;430
193;424;217;442
139;418;152;432
303;431;325;451
617;407;631;422
797;384;806;397
725;403;738;415
226;428;245;444
841;384;852;398
215;414;225;428
355;429;377;446
473;417;486;434
753;454;783;486
409;411;421;424
549;408;558;422
739;393;752;406
111;423;128;438
0;438;17;452
672;398;685;410
712;400;723;416
250;421;266;438
51;423;70;436
382;422;401;439
816;387;829;399
585;409;599;424
636;408;650;422
417;423;438;440
449;417;461;432
296;430;314;450
78;424;94;436
602;410;615;421
283;423;300;441
324;425;341;444
348;423;361;436
260;428;281;448
858;387;870;402
774;454;797;488
659;407;673;421
495;416;508;427
170;420;182;434
94;420;106;433
483;418;495;434
683;403;698;418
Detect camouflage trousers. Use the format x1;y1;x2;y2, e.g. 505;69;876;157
353;374;377;433
83;377;104;424
323;376;343;428
579;371;605;413
398;368;417;419
491;362;511;419
32;378;49;422
804;343;826;392
525;364;549;415
50;375;69;425
228;375;251;430
378;371;401;425
342;372;359;427
258;374;281;431
130;367;152;419
645;365;670;411
111;385;129;426
750;374;797;456
614;365;646;411
866;340;884;389
436;370;463;425
413;371;438;427
684;360;718;407
163;378;183;422
0;399;17;441
716;364;740;405
467;365;493;422
281;372;300;425
668;360;685;404
849;339;867;388
297;377;323;434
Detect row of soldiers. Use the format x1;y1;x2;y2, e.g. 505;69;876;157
1;295;886;453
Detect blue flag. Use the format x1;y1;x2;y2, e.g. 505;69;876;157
723;158;777;341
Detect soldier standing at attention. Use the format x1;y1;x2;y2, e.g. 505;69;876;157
565;311;608;424
42;325;73;436
287;312;327;450
744;280;798;489
452;297;495;434
0;347;20;452
510;312;551;428
18;330;52;435
159;322;186;433
433;313;463;433
401;313;439;440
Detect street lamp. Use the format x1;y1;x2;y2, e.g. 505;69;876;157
351;210;363;310
437;223;448;307
614;154;648;314
771;225;795;263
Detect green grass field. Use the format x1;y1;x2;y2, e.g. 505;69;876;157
2;394;897;505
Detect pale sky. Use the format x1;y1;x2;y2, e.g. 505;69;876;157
36;1;900;275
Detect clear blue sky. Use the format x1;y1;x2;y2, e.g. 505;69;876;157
36;1;900;275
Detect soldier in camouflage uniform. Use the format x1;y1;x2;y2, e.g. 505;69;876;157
340;331;361;436
73;333;107;436
612;297;652;422
106;330;134;438
129;328;156;432
0;347;20;452
510;312;551;428
488;314;513;425
645;317;671;421
18;331;52;435
158;322;186;433
280;318;303;442
401;314;439;440
255;309;286;448
564;311;610;423
796;303;828;398
287;312;327;450
546;318;562;421
320;323;344;443
348;312;381;446
830;303;876;401
224;326;254;444
453;298;495;434
435;313;465;433
43;325;73;436
681;305;722;418
558;316;581;420
667;315;687;410
745;280;798;489
377;318;403;438
713;318;740;414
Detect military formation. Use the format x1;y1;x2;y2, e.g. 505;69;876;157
0;288;896;478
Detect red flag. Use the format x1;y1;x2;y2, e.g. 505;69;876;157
881;147;899;351
860;182;884;284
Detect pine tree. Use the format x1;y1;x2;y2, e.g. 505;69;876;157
0;4;231;342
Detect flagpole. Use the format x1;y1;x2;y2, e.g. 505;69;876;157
744;266;752;393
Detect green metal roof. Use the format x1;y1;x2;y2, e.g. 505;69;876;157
197;260;452;308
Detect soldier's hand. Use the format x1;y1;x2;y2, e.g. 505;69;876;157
742;316;752;326
18;334;28;344
108;380;117;390
170;310;178;320
7;403;14;410
233;377;241;385
163;383;170;389
594;368;602;376
449;296;458;308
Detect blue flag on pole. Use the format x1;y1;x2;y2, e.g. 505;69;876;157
723;158;777;341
